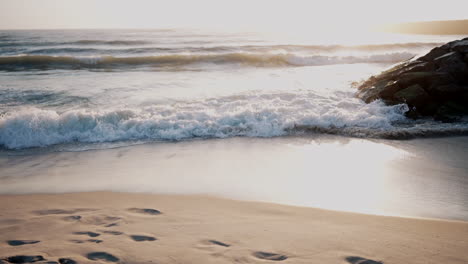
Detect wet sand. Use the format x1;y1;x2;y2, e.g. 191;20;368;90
1;192;468;264
1;136;468;220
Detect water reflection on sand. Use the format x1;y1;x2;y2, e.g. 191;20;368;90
0;135;467;221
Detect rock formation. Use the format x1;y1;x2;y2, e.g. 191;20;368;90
357;37;468;121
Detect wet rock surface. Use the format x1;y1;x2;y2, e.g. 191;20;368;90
357;37;468;122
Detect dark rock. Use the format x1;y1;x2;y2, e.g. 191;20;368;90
402;61;434;73
404;108;421;119
398;71;453;88
357;37;468;119
394;84;433;111
389;60;435;77
442;101;468;114
434;51;468;81
398;71;433;86
450;39;468;53
435;104;462;122
461;92;468;102
419;46;450;61
428;84;468;99
427;72;455;88
393;84;427;102
357;79;399;103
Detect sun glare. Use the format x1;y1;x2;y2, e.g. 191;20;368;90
1;0;467;30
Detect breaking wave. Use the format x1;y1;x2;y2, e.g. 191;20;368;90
0;52;414;70
0;91;465;150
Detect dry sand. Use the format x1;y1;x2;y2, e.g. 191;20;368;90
0;192;467;264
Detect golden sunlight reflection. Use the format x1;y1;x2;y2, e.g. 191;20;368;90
283;140;409;214
0;137;416;217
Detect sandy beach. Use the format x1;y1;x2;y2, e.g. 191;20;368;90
1;192;467;264
1;25;468;264
1;136;468;263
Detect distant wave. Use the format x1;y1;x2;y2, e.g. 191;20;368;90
0;40;443;50
16;42;443;55
0;52;415;70
27;48;104;54
0;39;151;48
72;40;151;45
0;89;89;108
255;42;443;52
26;47;177;55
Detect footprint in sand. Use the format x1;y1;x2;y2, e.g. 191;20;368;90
86;252;119;262
70;239;103;244
100;230;124;235
127;208;161;215
129;235;157;242
7;240;40;246
4;255;45;263
58;258;77;264
345;256;383;264
73;231;100;237
253;251;288;261
33;209;94;215
196;239;231;253
62;215;81;222
206;240;230;247
79;215;122;226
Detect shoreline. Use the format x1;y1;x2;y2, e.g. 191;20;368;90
1;191;467;264
1;135;468;221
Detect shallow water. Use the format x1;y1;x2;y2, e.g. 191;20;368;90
1;136;467;221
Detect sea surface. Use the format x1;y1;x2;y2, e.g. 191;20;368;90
1;29;468;221
1;29;467;151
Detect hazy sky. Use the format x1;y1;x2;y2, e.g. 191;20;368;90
1;0;468;31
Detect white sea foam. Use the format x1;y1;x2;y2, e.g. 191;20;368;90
0;92;413;149
4;92;468;150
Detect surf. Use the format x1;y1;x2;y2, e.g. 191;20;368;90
0;52;415;70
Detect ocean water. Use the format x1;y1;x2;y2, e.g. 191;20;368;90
1;29;468;220
0;29;467;151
